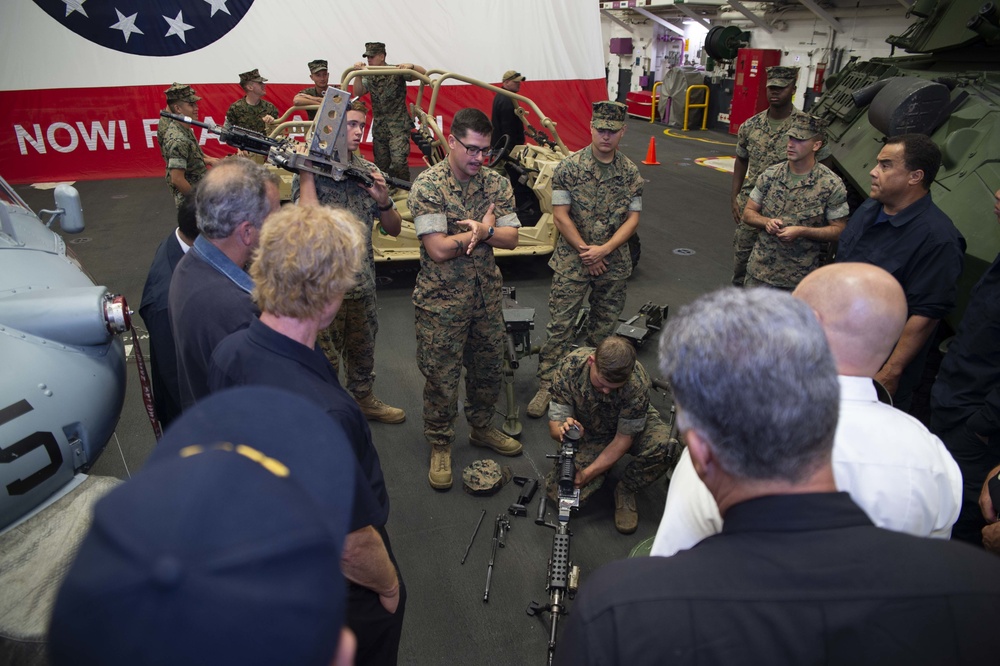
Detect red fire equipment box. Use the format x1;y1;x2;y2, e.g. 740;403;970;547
728;48;782;135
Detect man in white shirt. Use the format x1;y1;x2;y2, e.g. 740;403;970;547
651;262;962;556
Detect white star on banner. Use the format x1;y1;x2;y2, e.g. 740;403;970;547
62;0;88;17
163;10;194;43
109;9;144;43
203;0;231;18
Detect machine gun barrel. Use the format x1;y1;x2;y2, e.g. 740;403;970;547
483;513;510;603
160;93;413;192
160;112;280;157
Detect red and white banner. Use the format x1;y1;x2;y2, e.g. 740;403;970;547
1;1;606;184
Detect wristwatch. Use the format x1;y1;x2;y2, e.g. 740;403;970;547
378;200;395;212
486;226;495;239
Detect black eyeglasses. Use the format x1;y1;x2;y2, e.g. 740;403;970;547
453;135;494;159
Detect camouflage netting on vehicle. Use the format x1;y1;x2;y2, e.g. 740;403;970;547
462;459;512;496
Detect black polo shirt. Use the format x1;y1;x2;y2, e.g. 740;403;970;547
836;194;965;320
207;318;388;531
555;492;1000;666
931;252;1000;437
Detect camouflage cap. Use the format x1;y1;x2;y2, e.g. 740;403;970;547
591;100;627;131
164;82;201;103
462;459;512;496
363;42;386;58
788;114;827;140
766;66;799;88
502;70;526;83
308;59;328;74
239;69;267;85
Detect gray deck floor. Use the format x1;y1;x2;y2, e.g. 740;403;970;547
14;118;738;665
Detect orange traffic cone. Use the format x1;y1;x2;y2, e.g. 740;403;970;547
641;136;660;165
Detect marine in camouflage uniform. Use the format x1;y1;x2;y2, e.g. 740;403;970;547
293;153;381;389
293;59;330;121
226;98;278;134
292;101;405;424
354;42;425;183
533;101;642;404
408;108;522;489
732;66;831;286
744;115;849;290
545;343;675;533
158;83;209;208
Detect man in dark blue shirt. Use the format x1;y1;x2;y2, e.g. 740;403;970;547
139;194;199;429
209;204;405;666
930;187;1000;547
168;158;280;409
836;134;965;411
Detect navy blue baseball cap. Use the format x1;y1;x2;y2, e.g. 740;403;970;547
48;387;356;666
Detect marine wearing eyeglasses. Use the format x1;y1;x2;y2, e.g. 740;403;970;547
407;108;524;491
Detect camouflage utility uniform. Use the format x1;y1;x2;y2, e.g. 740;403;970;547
733;109;830;285
745;162;849;290
535;148;643;384
292;153;384;399
158;110;207;208
225;97;279;134
362;73;414;182
297;85;323;120
546;348;672;503
407;159;521;447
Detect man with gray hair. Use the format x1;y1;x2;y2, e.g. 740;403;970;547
651;263;962;556
555;288;1000;666
169;157;280;409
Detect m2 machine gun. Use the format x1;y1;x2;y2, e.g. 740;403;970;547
527;424;583;665
160;86;411;191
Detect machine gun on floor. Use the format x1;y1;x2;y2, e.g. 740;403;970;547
161;86;411;191
527;424;582;665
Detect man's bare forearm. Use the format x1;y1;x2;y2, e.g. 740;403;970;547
342;525;398;595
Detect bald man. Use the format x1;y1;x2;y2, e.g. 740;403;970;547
651;263;962;556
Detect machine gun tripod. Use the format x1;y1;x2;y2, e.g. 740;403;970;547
526;424;582;665
500;286;537;437
161;86;411;191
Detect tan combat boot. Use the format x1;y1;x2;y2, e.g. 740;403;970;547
526;381;551;419
614;484;638;534
428;445;452;490
355;393;406;424
470;427;523;456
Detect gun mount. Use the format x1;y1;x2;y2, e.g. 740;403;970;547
162;86;411;193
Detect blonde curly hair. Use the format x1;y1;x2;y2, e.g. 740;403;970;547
250;205;364;319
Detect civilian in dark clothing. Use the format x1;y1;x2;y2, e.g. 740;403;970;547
835;134;965;411
208;204;405;666
138;194;199;429
555;288;1000;666
491;70;541;226
168;158;279;409
491;70;526;149
931;187;1000;546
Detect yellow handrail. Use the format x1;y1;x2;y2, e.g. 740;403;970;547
650;82;662;123
683;84;710;131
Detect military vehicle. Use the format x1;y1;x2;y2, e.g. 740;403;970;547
345;68;573;263
0;177;130;530
265;69;573;263
811;0;1000;319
